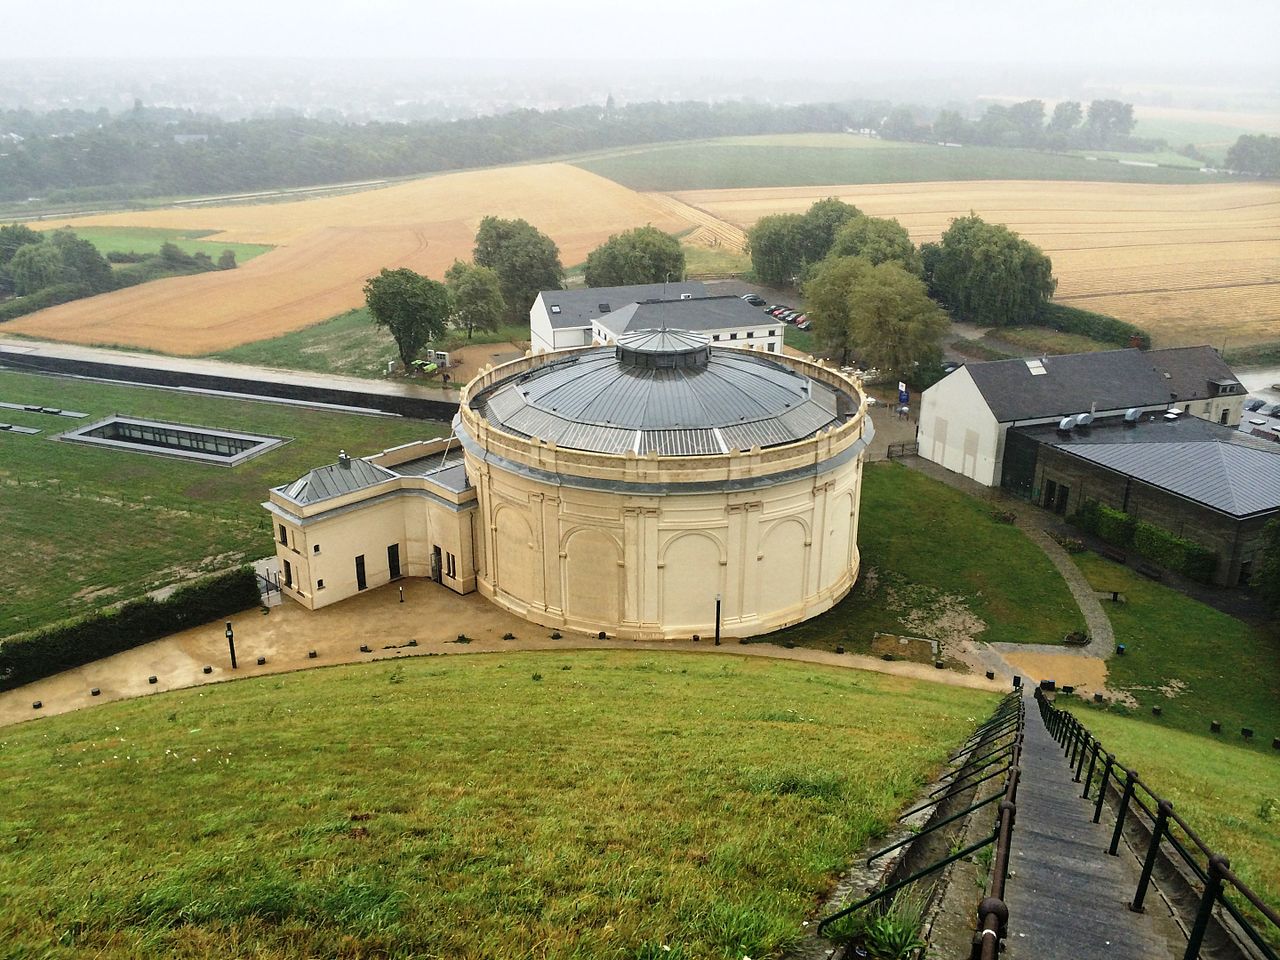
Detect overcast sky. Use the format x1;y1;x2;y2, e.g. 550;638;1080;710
6;0;1280;68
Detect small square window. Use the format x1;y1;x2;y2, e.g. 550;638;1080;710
770;330;776;336
746;331;754;338
317;579;325;590
712;334;721;341
313;544;320;554
729;333;737;340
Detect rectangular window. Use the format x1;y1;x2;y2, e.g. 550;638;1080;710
446;552;457;579
355;555;367;591
712;334;721;341
316;579;325;590
313;543;320;554
746;331;754;338
278;523;288;546
283;559;293;588
729;333;738;340
769;330;776;337
767;343;775;353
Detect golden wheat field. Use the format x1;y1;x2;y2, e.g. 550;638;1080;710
9;164;694;354
671;181;1280;348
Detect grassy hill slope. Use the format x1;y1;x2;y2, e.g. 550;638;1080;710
0;650;995;960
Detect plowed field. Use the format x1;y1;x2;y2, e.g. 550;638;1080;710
7;164;694;354
671;181;1280;348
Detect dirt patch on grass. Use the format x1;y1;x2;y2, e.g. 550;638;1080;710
1001;650;1115;700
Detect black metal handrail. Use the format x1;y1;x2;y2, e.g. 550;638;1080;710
814;689;1024;957
1035;689;1279;960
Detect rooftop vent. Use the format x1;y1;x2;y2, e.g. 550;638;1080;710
338;450;351;469
1026;359;1047;376
1123;408;1141;425
1076;412;1094;428
615;328;711;370
598;303;611;313
1164;407;1183;420
680;293;692;300
1058;416;1076;432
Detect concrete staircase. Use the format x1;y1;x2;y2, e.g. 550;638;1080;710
1003;690;1184;959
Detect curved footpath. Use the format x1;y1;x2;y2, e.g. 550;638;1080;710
0;577;1003;729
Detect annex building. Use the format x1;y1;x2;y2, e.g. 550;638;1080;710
265;330;873;640
917;346;1245;488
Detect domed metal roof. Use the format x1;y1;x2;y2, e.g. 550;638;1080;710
471;333;858;456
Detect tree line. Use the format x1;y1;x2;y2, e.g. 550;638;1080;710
10;93;1265;208
0;223;237;321
366;218;688;369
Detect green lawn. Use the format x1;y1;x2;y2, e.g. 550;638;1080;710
1060;709;1280;925
0;649;995;960
211;308;531;380
42;225;274;264
995;326;1113;355
1072;553;1280;737
681;239;750;276
573;137;1233;192
0;371;443;636
776;463;1080;651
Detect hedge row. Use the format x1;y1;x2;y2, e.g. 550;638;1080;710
0;567;262;692
1040;303;1152;350
0;282;92;322
1069;500;1218;582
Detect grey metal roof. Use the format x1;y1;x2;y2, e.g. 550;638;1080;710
596;295;771;336
1014;414;1280;517
539;282;707;330
1057;441;1280;518
387;448;472;493
1145;346;1242;402
280;457;397;504
472;337;855;456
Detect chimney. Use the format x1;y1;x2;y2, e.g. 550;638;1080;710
338;450;351;469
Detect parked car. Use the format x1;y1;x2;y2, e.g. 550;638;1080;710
740;293;767;307
766;305;790;317
782;310;801;323
1258;402;1280;417
1244;398;1265;412
942;361;962;374
792;313;807;325
796;319;812;331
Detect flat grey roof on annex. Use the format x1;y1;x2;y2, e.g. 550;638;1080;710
594;295;774;337
537;281;707;329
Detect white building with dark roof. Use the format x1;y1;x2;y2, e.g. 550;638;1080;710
918;346;1245;487
529;281;707;353
590;296;784;356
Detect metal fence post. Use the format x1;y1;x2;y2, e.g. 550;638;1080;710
1081;740;1100;798
1131;799;1172;912
1109;769;1139;855
1184;854;1229;960
1069;719;1082;766
1074;731;1090;782
1094;754;1115;823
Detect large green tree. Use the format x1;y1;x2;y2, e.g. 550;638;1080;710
847;261;949;378
583;225;685;288
49;228;112;293
444;260;506;339
929;214;1056;326
363;267;451;368
1226;134;1280;176
9;242;65;296
0;223;42;265
473;217;564;323
803;256;873;364
746;198;861;287
829;215;922;274
1084;99;1136;147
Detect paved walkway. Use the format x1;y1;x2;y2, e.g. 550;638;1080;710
1005;690;1182;959
0;577;1004;729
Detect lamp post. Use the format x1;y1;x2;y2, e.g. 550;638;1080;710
225;620;237;670
714;593;722;646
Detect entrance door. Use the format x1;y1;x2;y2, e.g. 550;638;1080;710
1054;483;1071;515
355;554;367;591
431;546;442;583
387;543;401;580
1043;479;1058;510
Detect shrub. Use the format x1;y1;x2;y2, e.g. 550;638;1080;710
0;567;261;691
1132;521;1218;583
1040;302;1151;349
1096;505;1137;547
0;282;91;321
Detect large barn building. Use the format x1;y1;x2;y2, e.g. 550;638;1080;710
264;330;873;640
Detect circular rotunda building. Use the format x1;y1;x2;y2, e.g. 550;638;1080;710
453;329;874;640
